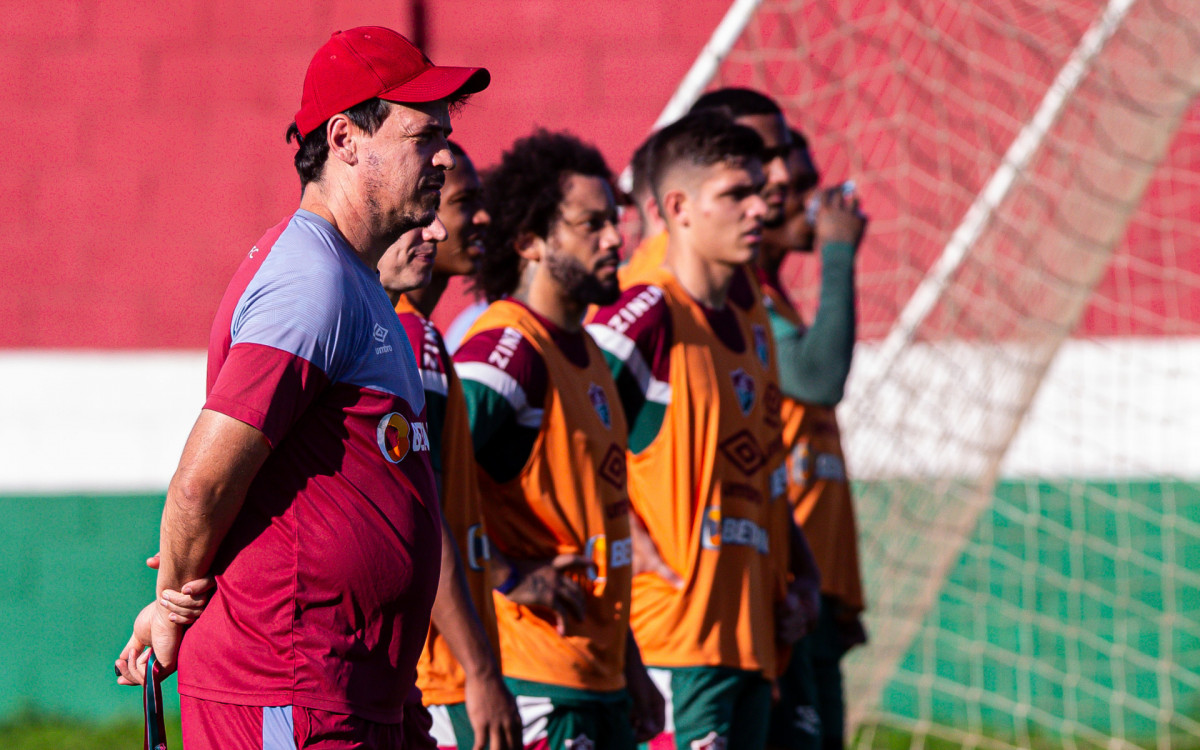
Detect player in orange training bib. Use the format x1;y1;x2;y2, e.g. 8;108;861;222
454;130;665;750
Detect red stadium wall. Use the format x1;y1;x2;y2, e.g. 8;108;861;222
2;1;1195;349
0;0;732;349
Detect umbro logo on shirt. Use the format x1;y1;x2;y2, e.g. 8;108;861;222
373;323;393;355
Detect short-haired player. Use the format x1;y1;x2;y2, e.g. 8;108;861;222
587;111;799;750
759;129;869;750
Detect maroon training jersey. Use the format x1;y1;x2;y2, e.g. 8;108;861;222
177;209;441;722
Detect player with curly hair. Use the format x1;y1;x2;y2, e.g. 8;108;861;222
454;130;665;749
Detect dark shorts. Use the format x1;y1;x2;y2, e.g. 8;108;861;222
646;665;772;750
769;595;852;750
767;636;821;750
180;696;430;750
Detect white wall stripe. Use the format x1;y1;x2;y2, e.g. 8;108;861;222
1;338;1195;492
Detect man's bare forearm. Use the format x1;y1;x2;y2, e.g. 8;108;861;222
156;409;270;599
430;515;502;679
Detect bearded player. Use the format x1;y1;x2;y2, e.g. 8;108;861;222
453;130;664;749
587;111;799;750
758;129;869;750
377;140;523;750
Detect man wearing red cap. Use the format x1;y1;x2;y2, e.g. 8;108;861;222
114;27;489;749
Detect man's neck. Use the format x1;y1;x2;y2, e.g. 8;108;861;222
404;273;450;318
299;184;393;271
513;270;584;333
759;243;786;285
663;235;736;309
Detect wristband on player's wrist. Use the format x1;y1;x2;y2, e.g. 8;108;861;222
495;563;521;596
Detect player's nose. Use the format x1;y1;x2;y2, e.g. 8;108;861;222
423;216;448;243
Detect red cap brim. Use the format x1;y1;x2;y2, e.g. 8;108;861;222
378;66;490;104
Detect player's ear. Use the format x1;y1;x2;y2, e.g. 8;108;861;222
515;232;545;263
662;188;689;228
642;194;662;226
327;114;358;167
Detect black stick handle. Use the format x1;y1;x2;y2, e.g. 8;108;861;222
143;652;168;750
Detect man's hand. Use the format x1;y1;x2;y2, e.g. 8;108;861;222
115;558;218;686
629;512;683;589
464;664;522;750
815;184;867;249
503;554;594;635
624;632;665;742
146;553;216;624
114;603;183;686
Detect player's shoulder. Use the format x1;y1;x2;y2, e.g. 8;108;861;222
246;212;360;306
587;283;672;362
453;314;547;388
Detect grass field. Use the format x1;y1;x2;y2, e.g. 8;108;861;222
0;712;181;750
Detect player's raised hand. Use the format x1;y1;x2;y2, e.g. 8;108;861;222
815;182;868;249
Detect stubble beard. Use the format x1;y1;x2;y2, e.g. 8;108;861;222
363;153;438;245
546;251;620;307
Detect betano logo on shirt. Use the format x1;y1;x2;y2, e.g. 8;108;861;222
699;506;769;554
376;412;430;464
466;523;491;572
583;533;632;583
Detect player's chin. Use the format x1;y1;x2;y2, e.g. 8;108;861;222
582;275;621;307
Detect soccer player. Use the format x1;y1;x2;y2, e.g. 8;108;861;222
587;111;796;750
686;89;829;750
115;27;488;749
759;130;869;750
378;142;523;750
618;133;667;284
620;88;795;287
453;130;664;749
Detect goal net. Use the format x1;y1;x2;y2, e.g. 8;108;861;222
668;1;1200;747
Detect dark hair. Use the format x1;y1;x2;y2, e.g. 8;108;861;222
629;131;658;204
284;98;394;189
476;129;612;302
690;87;783;119
648;110;765;208
789;127;810;153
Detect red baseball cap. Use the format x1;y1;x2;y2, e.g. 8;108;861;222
295;26;490;137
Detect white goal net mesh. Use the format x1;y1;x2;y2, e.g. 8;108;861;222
693;1;1200;746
